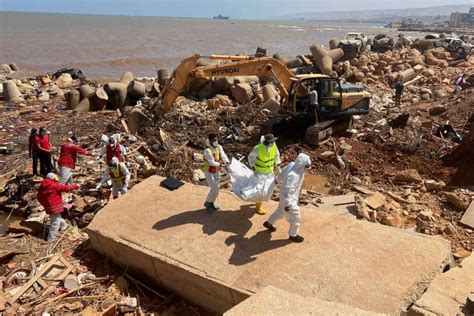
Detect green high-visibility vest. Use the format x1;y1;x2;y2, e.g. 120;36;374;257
254;143;277;174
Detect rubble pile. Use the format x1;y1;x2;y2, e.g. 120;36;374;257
0;32;473;314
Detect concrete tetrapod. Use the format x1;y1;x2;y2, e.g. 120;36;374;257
79;84;94;100
2;80;24;102
9;63;20;72
119;71;135;86
89;87;109;111
104;82;127;110
65;90;80;110
157;69;170;87
310;44;344;75
329;38;340;50
285;58;304;69
261;84;278;102
1;64;13;74
128;81;146;99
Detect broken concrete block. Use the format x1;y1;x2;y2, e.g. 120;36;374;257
231;83;253;104
365;192;387;210
225;286;381;316
355;195;371;220
87;176;452;314
262;97;280;114
394;169;422;183
409;255;474;316
460;201;474;229
261;84;278;102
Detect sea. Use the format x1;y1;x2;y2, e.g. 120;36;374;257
0;12;426;80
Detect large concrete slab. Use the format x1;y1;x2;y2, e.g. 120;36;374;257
409;255;474;315
225;286;384;316
87;176;452;314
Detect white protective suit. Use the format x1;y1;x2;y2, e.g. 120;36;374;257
232;136;280;202
99;158;131;198
267;153;311;237
203;141;229;203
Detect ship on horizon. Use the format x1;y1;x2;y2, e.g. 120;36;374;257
213;14;229;20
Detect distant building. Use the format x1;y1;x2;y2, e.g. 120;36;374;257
401;18;424;28
450;7;474;27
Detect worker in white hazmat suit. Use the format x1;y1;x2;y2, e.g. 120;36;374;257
248;134;281;215
203;133;229;212
263;153;311;243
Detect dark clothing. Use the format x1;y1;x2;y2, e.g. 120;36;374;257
39;152;52;178
395;82;404;96
29;134;39;175
32;151;39;176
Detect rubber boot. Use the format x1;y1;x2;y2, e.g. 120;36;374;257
204;201;215;213
289;235;304;243
211;203;220;211
255;203;266;215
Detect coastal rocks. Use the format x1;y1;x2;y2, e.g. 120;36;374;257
2;80;24;103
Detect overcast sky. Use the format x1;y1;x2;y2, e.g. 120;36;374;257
0;0;471;19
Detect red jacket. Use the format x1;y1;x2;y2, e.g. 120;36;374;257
35;135;51;153
106;144;123;163
37;178;78;215
58;141;92;169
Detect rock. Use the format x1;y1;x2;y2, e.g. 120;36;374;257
2;80;24;102
364;192;387;210
445;192;469;211
319;151;335;160
8;219;43;235
420;94;431;101
452;247;471;259
193;169;206;182
56;73;73;88
48;84;63;96
388;112;409;128
460;201;474;229
395;169;422;183
379;212;404;228
418;210;435;222
467;294;474;313
424;179;445;191
38;91;50;101
231;83;253;104
354;195;371;221
429;105;447;116
433;89;447;99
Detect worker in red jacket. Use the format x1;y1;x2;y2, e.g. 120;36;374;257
37;173;79;242
99;136;126;163
36;127;52;178
28;128;39;176
58;134;92;184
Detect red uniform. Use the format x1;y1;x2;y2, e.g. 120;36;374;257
58;141;92;169
37;178;78;214
35;135;51;153
105;144;123;163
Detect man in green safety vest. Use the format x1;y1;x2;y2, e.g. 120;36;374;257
203;133;230;212
96;157;131;199
248;134;281;215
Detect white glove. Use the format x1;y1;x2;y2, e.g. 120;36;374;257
96;183;102;190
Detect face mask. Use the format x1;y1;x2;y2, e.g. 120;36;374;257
212;140;219;147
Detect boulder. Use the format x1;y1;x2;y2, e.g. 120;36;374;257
56;73;73;88
395;169;422;183
429;105;447;116
424;179;445;191
208;94;233;109
354;195;371;221
38;91;50;101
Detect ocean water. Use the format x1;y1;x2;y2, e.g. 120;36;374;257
0;12;424;80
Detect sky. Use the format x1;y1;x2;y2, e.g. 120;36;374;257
0;0;472;19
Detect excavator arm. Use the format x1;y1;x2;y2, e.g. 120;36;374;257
159;54;294;112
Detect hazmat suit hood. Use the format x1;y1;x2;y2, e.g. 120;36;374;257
293;153;311;173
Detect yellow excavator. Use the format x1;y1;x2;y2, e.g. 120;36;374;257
158;54;371;143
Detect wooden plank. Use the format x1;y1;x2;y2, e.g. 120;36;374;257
121;119;131;134
7;254;62;305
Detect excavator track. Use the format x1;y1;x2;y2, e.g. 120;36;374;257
305;118;353;145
